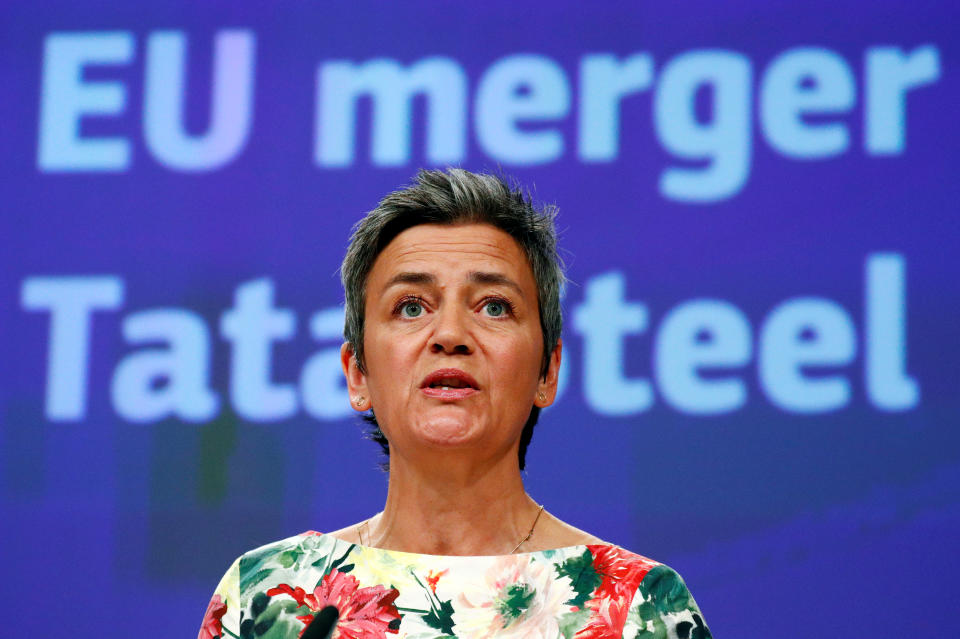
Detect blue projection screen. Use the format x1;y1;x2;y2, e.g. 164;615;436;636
2;2;958;637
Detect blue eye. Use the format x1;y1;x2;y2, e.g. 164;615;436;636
400;301;423;317
484;300;506;317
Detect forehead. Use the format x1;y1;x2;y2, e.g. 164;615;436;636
368;223;535;288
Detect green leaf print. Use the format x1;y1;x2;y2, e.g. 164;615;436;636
638;565;694;616
556;548;602;607
241;598;305;639
421;598;456;634
240;567;275;593
241;545;277;572
239;550;276;592
311;544;355;580
675;616;711;639
277;549;300;569
329;545;353;570
635;618;669;639
254;618;304;639
251;592;271;617
558;608;591;639
497;583;535;621
633;601;668;639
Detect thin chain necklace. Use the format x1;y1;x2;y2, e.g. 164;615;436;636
511;504;545;553
358;504;546;554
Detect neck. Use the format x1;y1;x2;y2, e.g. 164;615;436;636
367;450;540;556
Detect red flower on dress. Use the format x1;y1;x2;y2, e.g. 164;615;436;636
574;545;658;639
198;594;228;639
267;569;401;639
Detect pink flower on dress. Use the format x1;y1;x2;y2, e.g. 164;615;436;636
267;569;401;639
574;545;659;639
452;555;575;639
198;594;228;639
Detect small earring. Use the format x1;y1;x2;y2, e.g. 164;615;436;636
354;396;365;406
537;391;546;401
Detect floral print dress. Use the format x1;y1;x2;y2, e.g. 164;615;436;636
199;532;711;639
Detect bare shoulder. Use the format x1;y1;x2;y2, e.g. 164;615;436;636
325;521;365;544
531;510;607;550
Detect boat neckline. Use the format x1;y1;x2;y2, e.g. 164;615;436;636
302;530;617;560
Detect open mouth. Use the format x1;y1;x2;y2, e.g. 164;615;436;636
420;368;480;393
428;378;472;390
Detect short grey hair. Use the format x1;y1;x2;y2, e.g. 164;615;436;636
340;168;565;470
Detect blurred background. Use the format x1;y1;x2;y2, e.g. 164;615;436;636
2;1;958;637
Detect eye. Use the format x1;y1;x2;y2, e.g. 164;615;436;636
482;298;512;317
399;300;424;318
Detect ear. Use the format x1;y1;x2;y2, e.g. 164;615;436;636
341;343;371;411
534;339;562;408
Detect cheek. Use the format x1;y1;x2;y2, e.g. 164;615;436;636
493;338;542;390
365;331;421;395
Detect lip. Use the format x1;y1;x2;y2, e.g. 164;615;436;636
421;386;478;400
420;368;480;400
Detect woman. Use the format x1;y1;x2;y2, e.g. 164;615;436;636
199;169;711;639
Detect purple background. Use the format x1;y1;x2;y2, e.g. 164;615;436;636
2;1;958;637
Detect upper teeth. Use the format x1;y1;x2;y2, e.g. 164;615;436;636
433;378;466;388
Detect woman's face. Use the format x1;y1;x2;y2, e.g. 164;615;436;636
341;223;561;467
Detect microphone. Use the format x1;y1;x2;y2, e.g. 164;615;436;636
301;605;339;639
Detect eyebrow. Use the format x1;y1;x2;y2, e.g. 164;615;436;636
467;271;523;295
382;272;437;290
380;271;524;296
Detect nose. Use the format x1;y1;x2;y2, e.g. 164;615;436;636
430;305;474;355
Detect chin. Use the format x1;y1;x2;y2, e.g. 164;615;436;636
413;414;480;448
